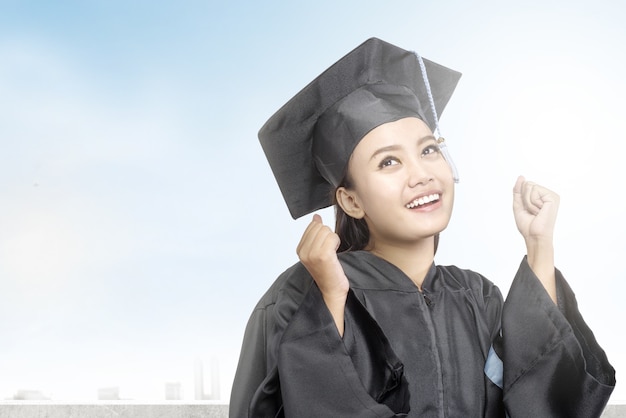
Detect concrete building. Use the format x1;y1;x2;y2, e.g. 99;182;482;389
97;387;120;400
194;357;220;400
12;389;48;400
164;382;182;400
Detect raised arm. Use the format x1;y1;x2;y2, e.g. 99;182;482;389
504;176;615;417
296;214;349;336
512;176;559;303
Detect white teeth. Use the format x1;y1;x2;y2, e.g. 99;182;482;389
406;193;440;208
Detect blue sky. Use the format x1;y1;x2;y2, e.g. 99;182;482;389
1;0;624;402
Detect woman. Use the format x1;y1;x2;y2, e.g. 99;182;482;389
230;37;615;417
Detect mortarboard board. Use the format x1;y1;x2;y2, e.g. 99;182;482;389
259;37;462;219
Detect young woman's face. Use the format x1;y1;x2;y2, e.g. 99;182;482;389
344;117;455;248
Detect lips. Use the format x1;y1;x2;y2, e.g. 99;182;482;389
406;193;440;209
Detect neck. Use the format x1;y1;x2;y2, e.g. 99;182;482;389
366;236;435;290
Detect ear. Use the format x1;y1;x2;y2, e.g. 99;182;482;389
336;187;365;219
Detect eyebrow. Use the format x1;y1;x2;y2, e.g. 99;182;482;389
369;135;438;161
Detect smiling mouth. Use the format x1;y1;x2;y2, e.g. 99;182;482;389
406;193;440;209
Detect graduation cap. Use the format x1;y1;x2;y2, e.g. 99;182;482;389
258;37;462;219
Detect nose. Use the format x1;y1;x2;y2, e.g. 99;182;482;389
407;159;433;188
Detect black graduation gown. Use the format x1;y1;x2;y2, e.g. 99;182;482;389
230;251;615;417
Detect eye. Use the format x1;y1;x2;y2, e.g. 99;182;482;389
421;144;441;158
378;156;399;168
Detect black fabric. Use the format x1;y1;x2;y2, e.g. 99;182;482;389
501;258;615;417
313;84;425;187
230;252;615;417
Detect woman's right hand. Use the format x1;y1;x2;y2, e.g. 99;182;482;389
297;214;349;335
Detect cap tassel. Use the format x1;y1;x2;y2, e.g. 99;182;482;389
415;52;460;183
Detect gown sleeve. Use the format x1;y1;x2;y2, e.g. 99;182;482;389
276;284;410;417
229;263;409;417
501;257;616;417
229;304;280;418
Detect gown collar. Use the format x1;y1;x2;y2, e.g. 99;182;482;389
338;250;439;293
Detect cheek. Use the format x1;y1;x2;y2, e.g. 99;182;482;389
427;162;454;191
352;181;392;215
435;158;455;180
444;184;455;218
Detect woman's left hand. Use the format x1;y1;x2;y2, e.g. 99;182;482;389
513;176;560;244
513;176;559;303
